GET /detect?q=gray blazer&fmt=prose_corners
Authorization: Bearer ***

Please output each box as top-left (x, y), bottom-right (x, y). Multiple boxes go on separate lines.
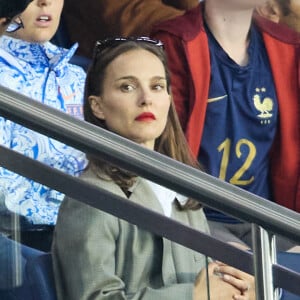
top-left (52, 169), bottom-right (210, 300)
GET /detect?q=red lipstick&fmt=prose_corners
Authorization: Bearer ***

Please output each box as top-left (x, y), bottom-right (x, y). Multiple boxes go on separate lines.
top-left (135, 112), bottom-right (156, 122)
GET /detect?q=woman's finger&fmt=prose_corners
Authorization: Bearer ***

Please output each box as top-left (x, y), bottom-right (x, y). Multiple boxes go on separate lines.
top-left (221, 273), bottom-right (250, 292)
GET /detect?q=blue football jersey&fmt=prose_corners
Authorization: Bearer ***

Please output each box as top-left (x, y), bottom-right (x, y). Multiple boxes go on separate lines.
top-left (199, 24), bottom-right (278, 223)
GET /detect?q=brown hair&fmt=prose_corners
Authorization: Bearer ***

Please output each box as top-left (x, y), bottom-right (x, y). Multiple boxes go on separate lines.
top-left (84, 39), bottom-right (202, 210)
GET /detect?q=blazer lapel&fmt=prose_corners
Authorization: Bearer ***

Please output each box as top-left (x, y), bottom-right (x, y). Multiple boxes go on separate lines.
top-left (130, 179), bottom-right (178, 284)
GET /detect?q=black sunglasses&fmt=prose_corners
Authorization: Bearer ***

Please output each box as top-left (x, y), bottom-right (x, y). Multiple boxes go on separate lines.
top-left (94, 37), bottom-right (164, 55)
top-left (5, 17), bottom-right (24, 33)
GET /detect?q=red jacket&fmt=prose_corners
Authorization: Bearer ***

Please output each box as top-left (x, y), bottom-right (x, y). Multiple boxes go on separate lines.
top-left (152, 4), bottom-right (300, 212)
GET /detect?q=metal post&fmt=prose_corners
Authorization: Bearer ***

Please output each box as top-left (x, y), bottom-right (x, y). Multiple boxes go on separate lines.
top-left (252, 224), bottom-right (279, 300)
top-left (11, 213), bottom-right (22, 288)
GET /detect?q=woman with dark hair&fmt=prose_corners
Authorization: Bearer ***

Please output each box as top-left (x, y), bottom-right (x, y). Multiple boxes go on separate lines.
top-left (52, 37), bottom-right (254, 300)
top-left (83, 38), bottom-right (202, 198)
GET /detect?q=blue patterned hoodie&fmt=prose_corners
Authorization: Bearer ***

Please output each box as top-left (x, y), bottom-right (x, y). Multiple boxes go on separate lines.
top-left (0, 35), bottom-right (87, 225)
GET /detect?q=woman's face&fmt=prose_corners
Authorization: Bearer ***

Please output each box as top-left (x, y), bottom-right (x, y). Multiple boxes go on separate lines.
top-left (10, 0), bottom-right (63, 43)
top-left (89, 49), bottom-right (171, 150)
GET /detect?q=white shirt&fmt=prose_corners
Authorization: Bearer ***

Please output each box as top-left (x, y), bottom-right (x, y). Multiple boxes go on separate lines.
top-left (145, 180), bottom-right (188, 217)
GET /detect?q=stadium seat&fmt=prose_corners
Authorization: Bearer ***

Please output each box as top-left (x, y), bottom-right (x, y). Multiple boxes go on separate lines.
top-left (25, 252), bottom-right (57, 300)
top-left (0, 237), bottom-right (56, 300)
top-left (278, 251), bottom-right (300, 300)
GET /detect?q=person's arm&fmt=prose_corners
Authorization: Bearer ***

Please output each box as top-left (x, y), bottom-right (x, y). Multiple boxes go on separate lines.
top-left (0, 62), bottom-right (33, 215)
top-left (0, 117), bottom-right (25, 216)
top-left (0, 117), bottom-right (53, 222)
top-left (52, 196), bottom-right (195, 300)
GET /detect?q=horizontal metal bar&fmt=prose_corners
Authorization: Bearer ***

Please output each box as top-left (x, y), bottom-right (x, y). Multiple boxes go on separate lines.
top-left (0, 87), bottom-right (299, 244)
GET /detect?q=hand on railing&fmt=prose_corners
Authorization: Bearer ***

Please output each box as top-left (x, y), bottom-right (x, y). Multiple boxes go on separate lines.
top-left (193, 261), bottom-right (255, 300)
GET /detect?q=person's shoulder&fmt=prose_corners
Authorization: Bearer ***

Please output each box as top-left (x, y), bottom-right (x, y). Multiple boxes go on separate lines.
top-left (59, 169), bottom-right (116, 214)
top-left (58, 168), bottom-right (124, 233)
top-left (254, 14), bottom-right (300, 46)
top-left (0, 36), bottom-right (26, 72)
top-left (79, 167), bottom-right (126, 198)
top-left (0, 49), bottom-right (20, 70)
top-left (0, 49), bottom-right (26, 90)
top-left (152, 3), bottom-right (204, 41)
top-left (65, 61), bottom-right (86, 78)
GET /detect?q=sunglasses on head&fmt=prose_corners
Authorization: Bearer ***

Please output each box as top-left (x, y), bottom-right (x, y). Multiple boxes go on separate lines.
top-left (94, 37), bottom-right (164, 56)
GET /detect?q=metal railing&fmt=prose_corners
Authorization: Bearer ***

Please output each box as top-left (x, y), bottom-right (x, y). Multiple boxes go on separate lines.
top-left (0, 86), bottom-right (299, 299)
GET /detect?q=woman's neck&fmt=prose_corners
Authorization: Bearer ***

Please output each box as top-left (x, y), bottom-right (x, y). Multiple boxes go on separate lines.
top-left (204, 1), bottom-right (254, 66)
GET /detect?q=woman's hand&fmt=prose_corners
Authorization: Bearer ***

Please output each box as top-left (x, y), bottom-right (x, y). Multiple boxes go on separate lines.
top-left (193, 262), bottom-right (255, 300)
top-left (215, 261), bottom-right (255, 300)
